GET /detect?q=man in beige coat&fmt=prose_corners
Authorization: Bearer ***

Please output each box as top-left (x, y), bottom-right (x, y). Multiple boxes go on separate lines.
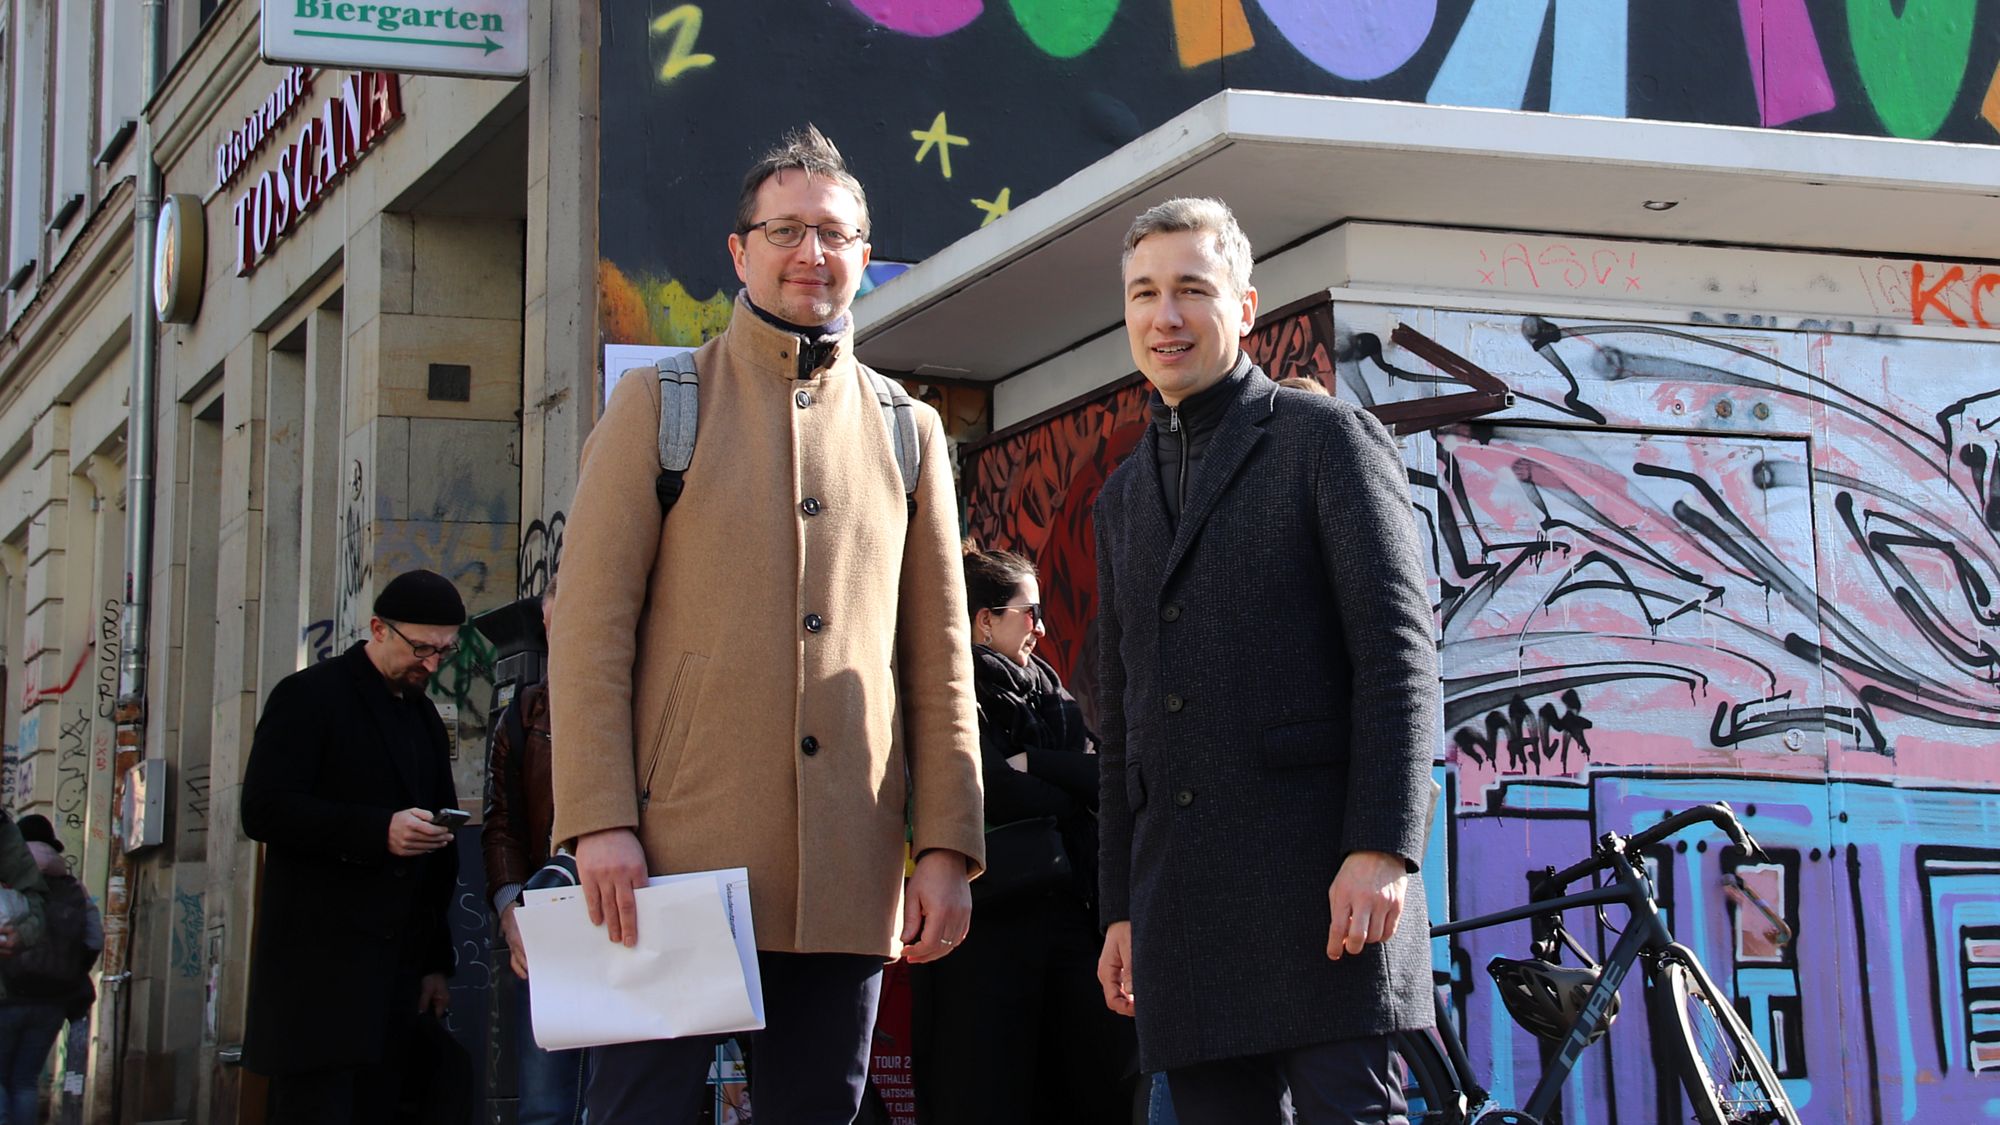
top-left (549, 126), bottom-right (986, 1123)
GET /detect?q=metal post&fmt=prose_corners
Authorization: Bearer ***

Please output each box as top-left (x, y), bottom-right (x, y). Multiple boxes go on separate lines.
top-left (98, 0), bottom-right (166, 1119)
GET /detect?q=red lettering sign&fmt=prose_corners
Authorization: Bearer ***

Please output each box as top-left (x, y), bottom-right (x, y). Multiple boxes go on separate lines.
top-left (232, 71), bottom-right (403, 277)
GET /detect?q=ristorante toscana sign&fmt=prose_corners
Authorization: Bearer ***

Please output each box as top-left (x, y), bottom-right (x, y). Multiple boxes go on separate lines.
top-left (219, 66), bottom-right (404, 275)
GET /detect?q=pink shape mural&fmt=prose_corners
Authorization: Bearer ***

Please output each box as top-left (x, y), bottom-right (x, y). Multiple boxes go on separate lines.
top-left (1736, 0), bottom-right (1838, 126)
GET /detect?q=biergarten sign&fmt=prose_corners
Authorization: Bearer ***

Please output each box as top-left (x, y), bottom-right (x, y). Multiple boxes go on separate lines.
top-left (261, 1), bottom-right (529, 80)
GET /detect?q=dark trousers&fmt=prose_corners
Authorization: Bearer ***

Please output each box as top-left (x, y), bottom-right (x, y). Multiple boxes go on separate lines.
top-left (267, 1060), bottom-right (404, 1125)
top-left (1166, 1034), bottom-right (1408, 1125)
top-left (586, 951), bottom-right (883, 1125)
top-left (911, 893), bottom-right (1136, 1124)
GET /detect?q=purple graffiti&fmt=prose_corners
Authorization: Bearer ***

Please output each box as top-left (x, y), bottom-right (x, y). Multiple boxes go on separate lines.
top-left (1254, 0), bottom-right (1434, 81)
top-left (846, 0), bottom-right (982, 37)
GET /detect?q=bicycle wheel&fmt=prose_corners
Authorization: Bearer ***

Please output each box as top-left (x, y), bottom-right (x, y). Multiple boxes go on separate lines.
top-left (1393, 1028), bottom-right (1467, 1125)
top-left (1657, 948), bottom-right (1800, 1125)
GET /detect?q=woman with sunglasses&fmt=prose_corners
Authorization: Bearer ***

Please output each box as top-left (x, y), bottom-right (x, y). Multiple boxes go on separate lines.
top-left (911, 546), bottom-right (1138, 1124)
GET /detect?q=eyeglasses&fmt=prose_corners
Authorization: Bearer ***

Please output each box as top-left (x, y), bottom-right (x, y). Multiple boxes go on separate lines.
top-left (989, 603), bottom-right (1043, 624)
top-left (386, 620), bottom-right (461, 661)
top-left (745, 219), bottom-right (866, 251)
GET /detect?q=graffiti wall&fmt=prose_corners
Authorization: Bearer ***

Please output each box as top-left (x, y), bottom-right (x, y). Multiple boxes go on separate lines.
top-left (600, 0), bottom-right (2000, 345)
top-left (962, 297), bottom-right (2000, 1122)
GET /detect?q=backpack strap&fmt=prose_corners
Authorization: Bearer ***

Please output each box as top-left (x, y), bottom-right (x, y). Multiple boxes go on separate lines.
top-left (863, 368), bottom-right (922, 519)
top-left (656, 351), bottom-right (701, 515)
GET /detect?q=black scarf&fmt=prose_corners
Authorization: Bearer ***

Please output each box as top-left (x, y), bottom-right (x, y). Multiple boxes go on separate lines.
top-left (745, 297), bottom-right (850, 378)
top-left (971, 646), bottom-right (1082, 757)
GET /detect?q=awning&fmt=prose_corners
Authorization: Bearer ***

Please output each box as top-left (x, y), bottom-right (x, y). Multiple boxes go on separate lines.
top-left (854, 88), bottom-right (2000, 383)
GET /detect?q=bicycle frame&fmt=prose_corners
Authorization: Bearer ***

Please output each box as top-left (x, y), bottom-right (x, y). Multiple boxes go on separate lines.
top-left (1429, 845), bottom-right (1672, 1123)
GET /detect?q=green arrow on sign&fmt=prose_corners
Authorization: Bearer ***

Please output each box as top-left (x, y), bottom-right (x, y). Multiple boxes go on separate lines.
top-left (296, 29), bottom-right (502, 54)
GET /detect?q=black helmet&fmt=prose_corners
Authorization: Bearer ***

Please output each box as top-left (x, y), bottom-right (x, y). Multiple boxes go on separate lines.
top-left (1487, 956), bottom-right (1620, 1044)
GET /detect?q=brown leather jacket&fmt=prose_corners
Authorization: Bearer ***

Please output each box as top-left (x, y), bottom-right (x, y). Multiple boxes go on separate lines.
top-left (482, 680), bottom-right (555, 906)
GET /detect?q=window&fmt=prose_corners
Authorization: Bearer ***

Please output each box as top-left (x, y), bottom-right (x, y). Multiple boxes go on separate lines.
top-left (47, 0), bottom-right (89, 237)
top-left (96, 0), bottom-right (138, 164)
top-left (6, 0), bottom-right (48, 291)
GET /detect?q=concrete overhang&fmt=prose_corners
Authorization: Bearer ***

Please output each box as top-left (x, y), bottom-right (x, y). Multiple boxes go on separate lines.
top-left (853, 88), bottom-right (2000, 383)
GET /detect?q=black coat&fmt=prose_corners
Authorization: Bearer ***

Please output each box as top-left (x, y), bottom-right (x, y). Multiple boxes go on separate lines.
top-left (239, 642), bottom-right (458, 1075)
top-left (971, 646), bottom-right (1099, 907)
top-left (1094, 366), bottom-right (1440, 1072)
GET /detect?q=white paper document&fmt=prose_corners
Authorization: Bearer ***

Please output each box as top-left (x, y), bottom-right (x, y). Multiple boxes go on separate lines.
top-left (515, 867), bottom-right (765, 1050)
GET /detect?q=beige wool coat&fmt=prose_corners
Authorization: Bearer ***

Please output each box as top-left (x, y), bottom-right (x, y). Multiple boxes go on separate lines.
top-left (549, 297), bottom-right (986, 957)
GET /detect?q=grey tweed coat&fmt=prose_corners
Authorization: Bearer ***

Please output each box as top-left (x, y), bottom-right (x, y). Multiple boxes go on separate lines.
top-left (1093, 363), bottom-right (1440, 1073)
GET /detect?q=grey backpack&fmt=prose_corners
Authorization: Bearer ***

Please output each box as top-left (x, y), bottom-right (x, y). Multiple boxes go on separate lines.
top-left (653, 351), bottom-right (921, 517)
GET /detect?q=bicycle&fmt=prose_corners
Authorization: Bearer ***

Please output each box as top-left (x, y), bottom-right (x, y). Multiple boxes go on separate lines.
top-left (1388, 801), bottom-right (1801, 1125)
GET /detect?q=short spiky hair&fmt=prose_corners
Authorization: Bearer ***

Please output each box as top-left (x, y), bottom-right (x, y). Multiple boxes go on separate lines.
top-left (735, 125), bottom-right (871, 236)
top-left (1121, 196), bottom-right (1253, 298)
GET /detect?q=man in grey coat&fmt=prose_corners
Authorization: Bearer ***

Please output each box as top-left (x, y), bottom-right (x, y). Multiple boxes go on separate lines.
top-left (1093, 197), bottom-right (1439, 1124)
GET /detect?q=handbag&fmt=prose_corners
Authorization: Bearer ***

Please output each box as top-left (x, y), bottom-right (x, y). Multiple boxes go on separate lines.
top-left (971, 816), bottom-right (1072, 907)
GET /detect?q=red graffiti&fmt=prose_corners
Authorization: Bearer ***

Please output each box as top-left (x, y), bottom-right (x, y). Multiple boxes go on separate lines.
top-left (1907, 262), bottom-right (2000, 330)
top-left (21, 643), bottom-right (96, 709)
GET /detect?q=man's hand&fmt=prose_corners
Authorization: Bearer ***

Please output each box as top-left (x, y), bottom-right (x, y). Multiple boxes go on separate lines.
top-left (1097, 921), bottom-right (1135, 1017)
top-left (577, 828), bottom-right (649, 947)
top-left (899, 849), bottom-right (971, 963)
top-left (0, 921), bottom-right (18, 959)
top-left (500, 903), bottom-right (528, 980)
top-left (388, 809), bottom-right (452, 857)
top-left (1328, 849), bottom-right (1409, 960)
top-left (417, 972), bottom-right (450, 1017)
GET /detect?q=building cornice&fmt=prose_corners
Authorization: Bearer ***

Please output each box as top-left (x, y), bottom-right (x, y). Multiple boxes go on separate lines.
top-left (149, 2), bottom-right (266, 189)
top-left (0, 179), bottom-right (138, 395)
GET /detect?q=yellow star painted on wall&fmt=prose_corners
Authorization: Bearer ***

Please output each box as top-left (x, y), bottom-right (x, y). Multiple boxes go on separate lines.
top-left (972, 188), bottom-right (1012, 226)
top-left (911, 112), bottom-right (969, 179)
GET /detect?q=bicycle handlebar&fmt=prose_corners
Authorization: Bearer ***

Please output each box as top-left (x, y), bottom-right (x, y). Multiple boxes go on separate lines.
top-left (1534, 802), bottom-right (1770, 896)
top-left (1627, 802), bottom-right (1763, 857)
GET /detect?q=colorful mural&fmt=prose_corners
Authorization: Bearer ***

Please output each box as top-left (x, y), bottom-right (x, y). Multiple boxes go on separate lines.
top-left (961, 299), bottom-right (2000, 1122)
top-left (600, 0), bottom-right (2000, 345)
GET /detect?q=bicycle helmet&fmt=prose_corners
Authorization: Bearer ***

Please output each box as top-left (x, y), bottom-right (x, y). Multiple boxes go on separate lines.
top-left (1487, 956), bottom-right (1621, 1044)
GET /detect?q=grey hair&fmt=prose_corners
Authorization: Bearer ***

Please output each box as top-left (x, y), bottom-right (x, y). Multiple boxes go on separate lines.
top-left (735, 124), bottom-right (870, 235)
top-left (1121, 197), bottom-right (1253, 297)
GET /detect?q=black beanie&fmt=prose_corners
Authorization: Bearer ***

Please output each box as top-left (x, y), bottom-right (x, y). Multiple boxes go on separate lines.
top-left (373, 569), bottom-right (467, 626)
top-left (15, 814), bottom-right (59, 852)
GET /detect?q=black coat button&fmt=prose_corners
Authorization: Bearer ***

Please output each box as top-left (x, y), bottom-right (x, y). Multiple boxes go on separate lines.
top-left (801, 497), bottom-right (822, 516)
top-left (1162, 604), bottom-right (1182, 622)
top-left (804, 613), bottom-right (824, 633)
top-left (801, 736), bottom-right (820, 756)
top-left (1165, 693), bottom-right (1184, 713)
top-left (796, 389), bottom-right (812, 408)
top-left (1175, 789), bottom-right (1195, 807)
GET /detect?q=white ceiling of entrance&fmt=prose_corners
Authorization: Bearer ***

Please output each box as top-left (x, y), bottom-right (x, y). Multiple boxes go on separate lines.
top-left (853, 89), bottom-right (2000, 383)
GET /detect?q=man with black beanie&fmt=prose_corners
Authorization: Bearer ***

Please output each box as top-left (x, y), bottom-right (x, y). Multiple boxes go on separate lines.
top-left (240, 569), bottom-right (467, 1124)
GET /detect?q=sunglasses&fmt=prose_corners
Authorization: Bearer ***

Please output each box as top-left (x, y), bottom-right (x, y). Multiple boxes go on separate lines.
top-left (988, 603), bottom-right (1043, 625)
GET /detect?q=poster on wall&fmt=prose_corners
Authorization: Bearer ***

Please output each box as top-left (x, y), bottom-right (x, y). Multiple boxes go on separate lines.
top-left (603, 345), bottom-right (693, 411)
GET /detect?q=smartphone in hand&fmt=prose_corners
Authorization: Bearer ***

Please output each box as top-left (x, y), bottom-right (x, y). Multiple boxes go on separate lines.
top-left (432, 807), bottom-right (472, 831)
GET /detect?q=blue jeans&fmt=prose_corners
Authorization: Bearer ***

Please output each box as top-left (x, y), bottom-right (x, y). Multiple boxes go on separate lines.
top-left (1149, 1073), bottom-right (1179, 1125)
top-left (0, 1004), bottom-right (64, 1125)
top-left (515, 976), bottom-right (586, 1125)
